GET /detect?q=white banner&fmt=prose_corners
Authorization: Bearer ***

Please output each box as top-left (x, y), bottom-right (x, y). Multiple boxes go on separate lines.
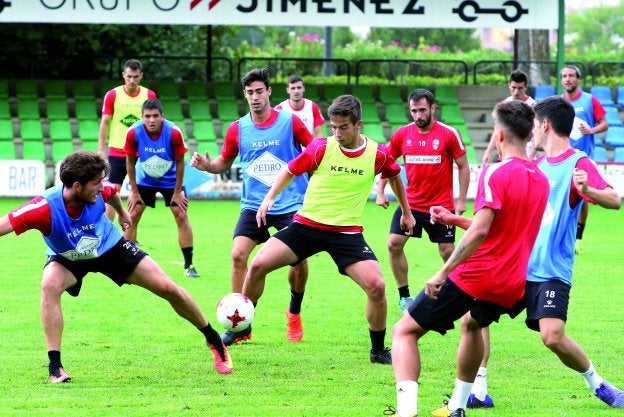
top-left (0, 1), bottom-right (558, 29)
top-left (0, 160), bottom-right (47, 197)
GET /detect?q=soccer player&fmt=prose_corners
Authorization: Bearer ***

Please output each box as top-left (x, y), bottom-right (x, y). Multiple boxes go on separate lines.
top-left (275, 74), bottom-right (325, 137)
top-left (560, 65), bottom-right (608, 254)
top-left (190, 68), bottom-right (313, 346)
top-left (243, 94), bottom-right (415, 364)
top-left (432, 97), bottom-right (623, 417)
top-left (386, 100), bottom-right (549, 417)
top-left (98, 59), bottom-right (157, 220)
top-left (376, 88), bottom-right (469, 316)
top-left (124, 99), bottom-right (199, 278)
top-left (482, 69), bottom-right (538, 165)
top-left (0, 151), bottom-right (232, 381)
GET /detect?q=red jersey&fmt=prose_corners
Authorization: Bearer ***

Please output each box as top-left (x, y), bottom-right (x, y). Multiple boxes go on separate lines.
top-left (448, 157), bottom-right (549, 308)
top-left (221, 109), bottom-right (313, 160)
top-left (124, 122), bottom-right (188, 160)
top-left (388, 120), bottom-right (466, 212)
top-left (8, 183), bottom-right (118, 236)
top-left (289, 136), bottom-right (401, 233)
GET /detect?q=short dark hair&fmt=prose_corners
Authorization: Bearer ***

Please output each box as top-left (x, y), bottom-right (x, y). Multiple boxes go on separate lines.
top-left (123, 59), bottom-right (142, 72)
top-left (534, 96), bottom-right (575, 138)
top-left (509, 69), bottom-right (528, 85)
top-left (142, 98), bottom-right (163, 114)
top-left (242, 68), bottom-right (271, 90)
top-left (492, 100), bottom-right (535, 142)
top-left (408, 88), bottom-right (434, 106)
top-left (560, 64), bottom-right (582, 79)
top-left (59, 151), bottom-right (110, 187)
top-left (327, 94), bottom-right (361, 124)
top-left (287, 74), bottom-right (304, 85)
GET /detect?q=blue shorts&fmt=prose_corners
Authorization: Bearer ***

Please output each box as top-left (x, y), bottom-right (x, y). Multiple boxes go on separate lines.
top-left (44, 238), bottom-right (148, 297)
top-left (273, 222), bottom-right (378, 275)
top-left (407, 279), bottom-right (524, 335)
top-left (390, 207), bottom-right (455, 243)
top-left (525, 280), bottom-right (571, 332)
top-left (233, 209), bottom-right (296, 244)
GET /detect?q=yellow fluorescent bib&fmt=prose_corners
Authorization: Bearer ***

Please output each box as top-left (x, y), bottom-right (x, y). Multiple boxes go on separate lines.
top-left (109, 86), bottom-right (149, 149)
top-left (298, 136), bottom-right (377, 226)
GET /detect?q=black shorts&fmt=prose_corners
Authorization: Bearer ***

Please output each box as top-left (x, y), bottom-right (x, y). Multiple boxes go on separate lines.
top-left (525, 280), bottom-right (571, 332)
top-left (44, 238), bottom-right (148, 297)
top-left (407, 279), bottom-right (524, 335)
top-left (137, 185), bottom-right (187, 208)
top-left (233, 209), bottom-right (296, 244)
top-left (107, 156), bottom-right (127, 185)
top-left (390, 207), bottom-right (455, 243)
top-left (273, 222), bottom-right (377, 275)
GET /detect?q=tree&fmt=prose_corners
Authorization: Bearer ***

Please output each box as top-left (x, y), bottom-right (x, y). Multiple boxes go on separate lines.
top-left (368, 28), bottom-right (480, 52)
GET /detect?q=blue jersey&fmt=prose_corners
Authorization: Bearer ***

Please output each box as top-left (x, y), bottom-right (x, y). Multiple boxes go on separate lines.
top-left (238, 111), bottom-right (307, 213)
top-left (43, 186), bottom-right (122, 261)
top-left (565, 91), bottom-right (596, 158)
top-left (132, 119), bottom-right (177, 188)
top-left (527, 150), bottom-right (586, 286)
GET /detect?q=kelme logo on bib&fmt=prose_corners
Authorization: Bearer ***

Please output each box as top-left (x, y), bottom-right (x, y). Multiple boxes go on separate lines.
top-left (246, 151), bottom-right (287, 187)
top-left (142, 155), bottom-right (173, 178)
top-left (60, 236), bottom-right (101, 260)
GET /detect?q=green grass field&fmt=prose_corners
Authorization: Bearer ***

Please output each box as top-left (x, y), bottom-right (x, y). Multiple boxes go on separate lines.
top-left (0, 199), bottom-right (622, 417)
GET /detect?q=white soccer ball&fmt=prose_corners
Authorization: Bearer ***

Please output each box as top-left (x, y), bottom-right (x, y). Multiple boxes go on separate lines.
top-left (216, 293), bottom-right (255, 332)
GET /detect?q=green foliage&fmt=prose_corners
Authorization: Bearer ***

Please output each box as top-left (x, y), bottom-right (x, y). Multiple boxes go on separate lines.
top-left (369, 28), bottom-right (481, 53)
top-left (567, 3), bottom-right (624, 56)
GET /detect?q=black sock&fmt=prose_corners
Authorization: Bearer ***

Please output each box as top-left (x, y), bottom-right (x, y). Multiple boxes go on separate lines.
top-left (48, 350), bottom-right (62, 373)
top-left (182, 247), bottom-right (194, 269)
top-left (370, 329), bottom-right (386, 353)
top-left (398, 285), bottom-right (411, 299)
top-left (576, 223), bottom-right (586, 240)
top-left (288, 290), bottom-right (304, 314)
top-left (200, 324), bottom-right (224, 350)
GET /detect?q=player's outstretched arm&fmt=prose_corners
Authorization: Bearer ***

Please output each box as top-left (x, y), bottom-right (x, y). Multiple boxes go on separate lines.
top-left (190, 151), bottom-right (234, 174)
top-left (0, 215), bottom-right (15, 237)
top-left (256, 170), bottom-right (296, 227)
top-left (430, 206), bottom-right (472, 230)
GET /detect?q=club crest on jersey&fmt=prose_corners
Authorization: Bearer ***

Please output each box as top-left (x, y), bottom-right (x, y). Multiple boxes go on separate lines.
top-left (432, 139), bottom-right (440, 150)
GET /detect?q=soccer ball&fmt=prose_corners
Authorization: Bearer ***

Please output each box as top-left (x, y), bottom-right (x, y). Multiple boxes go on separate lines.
top-left (216, 293), bottom-right (255, 332)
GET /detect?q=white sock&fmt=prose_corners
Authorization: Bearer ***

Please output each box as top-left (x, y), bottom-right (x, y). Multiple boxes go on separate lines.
top-left (579, 362), bottom-right (603, 392)
top-left (396, 380), bottom-right (418, 417)
top-left (471, 367), bottom-right (489, 401)
top-left (448, 379), bottom-right (473, 411)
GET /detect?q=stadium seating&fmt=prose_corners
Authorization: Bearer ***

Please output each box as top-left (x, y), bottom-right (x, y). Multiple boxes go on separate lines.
top-left (44, 80), bottom-right (67, 99)
top-left (15, 79), bottom-right (39, 99)
top-left (384, 103), bottom-right (410, 125)
top-left (435, 85), bottom-right (458, 105)
top-left (614, 146), bottom-right (624, 162)
top-left (455, 123), bottom-right (472, 146)
top-left (46, 98), bottom-right (70, 120)
top-left (72, 80), bottom-right (96, 99)
top-left (19, 119), bottom-right (44, 141)
top-left (0, 119), bottom-right (14, 140)
top-left (378, 85), bottom-right (404, 105)
top-left (590, 86), bottom-right (614, 107)
top-left (161, 100), bottom-right (184, 121)
top-left (0, 79), bottom-right (8, 99)
top-left (533, 85), bottom-right (555, 101)
top-left (192, 121), bottom-right (217, 141)
top-left (0, 100), bottom-right (10, 119)
top-left (188, 99), bottom-right (213, 121)
top-left (361, 104), bottom-right (381, 123)
top-left (0, 139), bottom-right (16, 159)
top-left (363, 123), bottom-right (387, 143)
top-left (100, 80), bottom-right (119, 96)
top-left (593, 146), bottom-right (609, 162)
top-left (78, 119), bottom-right (100, 142)
top-left (51, 140), bottom-right (75, 162)
top-left (17, 98), bottom-right (41, 119)
top-left (465, 146), bottom-right (478, 164)
top-left (351, 84), bottom-right (376, 104)
top-left (155, 80), bottom-right (180, 100)
top-left (440, 104), bottom-right (464, 125)
top-left (322, 84), bottom-right (346, 102)
top-left (617, 87), bottom-right (624, 109)
top-left (49, 120), bottom-right (73, 141)
top-left (74, 99), bottom-right (99, 120)
top-left (216, 101), bottom-right (240, 122)
top-left (173, 120), bottom-right (188, 140)
top-left (21, 140), bottom-right (46, 161)
top-left (211, 81), bottom-right (235, 99)
top-left (605, 126), bottom-right (624, 147)
top-left (604, 106), bottom-right (622, 127)
top-left (197, 141), bottom-right (220, 158)
top-left (185, 81), bottom-right (209, 101)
